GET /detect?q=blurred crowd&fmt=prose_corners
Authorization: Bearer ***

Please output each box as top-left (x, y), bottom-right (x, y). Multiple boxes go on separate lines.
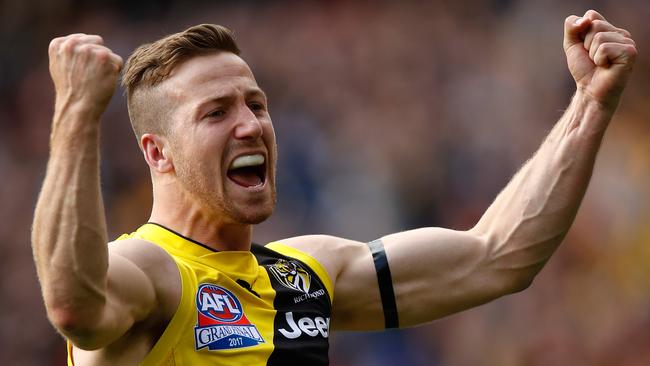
top-left (1, 0), bottom-right (648, 365)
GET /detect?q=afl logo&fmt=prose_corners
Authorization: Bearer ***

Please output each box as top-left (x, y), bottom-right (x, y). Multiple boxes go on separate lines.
top-left (196, 284), bottom-right (243, 323)
top-left (194, 283), bottom-right (264, 351)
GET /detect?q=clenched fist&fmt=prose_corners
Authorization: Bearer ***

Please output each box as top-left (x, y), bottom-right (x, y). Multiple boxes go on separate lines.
top-left (564, 10), bottom-right (637, 110)
top-left (49, 33), bottom-right (123, 121)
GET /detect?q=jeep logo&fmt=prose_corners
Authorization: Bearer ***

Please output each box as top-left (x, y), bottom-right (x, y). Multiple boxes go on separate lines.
top-left (278, 312), bottom-right (330, 339)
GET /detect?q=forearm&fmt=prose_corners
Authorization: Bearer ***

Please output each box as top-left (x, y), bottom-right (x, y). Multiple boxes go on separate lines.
top-left (32, 105), bottom-right (109, 326)
top-left (473, 91), bottom-right (614, 286)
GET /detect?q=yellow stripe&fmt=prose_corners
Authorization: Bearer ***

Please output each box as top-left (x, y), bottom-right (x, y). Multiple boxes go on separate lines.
top-left (264, 242), bottom-right (334, 304)
top-left (67, 341), bottom-right (73, 365)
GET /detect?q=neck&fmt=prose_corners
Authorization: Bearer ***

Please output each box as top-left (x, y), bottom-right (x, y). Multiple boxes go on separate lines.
top-left (149, 182), bottom-right (252, 251)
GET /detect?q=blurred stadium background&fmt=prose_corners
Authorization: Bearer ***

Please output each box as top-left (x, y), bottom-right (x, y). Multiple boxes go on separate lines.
top-left (1, 0), bottom-right (649, 365)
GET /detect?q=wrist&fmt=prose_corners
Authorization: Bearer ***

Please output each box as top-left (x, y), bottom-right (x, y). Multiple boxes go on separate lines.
top-left (50, 101), bottom-right (102, 150)
top-left (54, 93), bottom-right (107, 122)
top-left (574, 87), bottom-right (620, 115)
top-left (567, 90), bottom-right (615, 137)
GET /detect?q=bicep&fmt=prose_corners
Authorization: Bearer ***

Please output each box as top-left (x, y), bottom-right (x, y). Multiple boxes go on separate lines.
top-left (331, 228), bottom-right (509, 330)
top-left (383, 227), bottom-right (502, 327)
top-left (64, 247), bottom-right (157, 349)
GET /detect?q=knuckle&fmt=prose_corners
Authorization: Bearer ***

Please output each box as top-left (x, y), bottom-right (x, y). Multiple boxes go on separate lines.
top-left (565, 15), bottom-right (577, 25)
top-left (625, 44), bottom-right (638, 56)
top-left (94, 49), bottom-right (110, 61)
top-left (61, 38), bottom-right (78, 52)
top-left (49, 37), bottom-right (63, 51)
top-left (94, 47), bottom-right (107, 55)
top-left (75, 43), bottom-right (93, 53)
top-left (599, 42), bottom-right (613, 51)
top-left (591, 19), bottom-right (605, 30)
top-left (83, 34), bottom-right (104, 45)
top-left (598, 20), bottom-right (616, 32)
top-left (593, 32), bottom-right (603, 43)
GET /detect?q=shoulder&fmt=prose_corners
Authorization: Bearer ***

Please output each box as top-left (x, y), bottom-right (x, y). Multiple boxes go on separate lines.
top-left (275, 234), bottom-right (366, 255)
top-left (271, 235), bottom-right (370, 286)
top-left (108, 238), bottom-right (181, 321)
top-left (108, 237), bottom-right (179, 281)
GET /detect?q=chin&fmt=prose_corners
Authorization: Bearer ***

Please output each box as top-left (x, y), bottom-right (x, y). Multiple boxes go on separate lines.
top-left (234, 206), bottom-right (274, 225)
top-left (228, 196), bottom-right (276, 225)
top-left (244, 212), bottom-right (272, 225)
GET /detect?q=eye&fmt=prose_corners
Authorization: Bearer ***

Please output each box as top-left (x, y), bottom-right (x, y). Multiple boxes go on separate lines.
top-left (205, 109), bottom-right (226, 119)
top-left (248, 102), bottom-right (266, 113)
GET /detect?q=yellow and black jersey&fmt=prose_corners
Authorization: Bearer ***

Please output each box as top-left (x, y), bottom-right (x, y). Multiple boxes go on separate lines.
top-left (67, 223), bottom-right (334, 366)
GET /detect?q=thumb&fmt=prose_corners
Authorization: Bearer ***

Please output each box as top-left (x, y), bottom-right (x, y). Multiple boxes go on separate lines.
top-left (563, 15), bottom-right (591, 53)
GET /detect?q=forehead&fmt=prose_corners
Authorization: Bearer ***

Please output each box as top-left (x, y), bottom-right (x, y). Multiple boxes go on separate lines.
top-left (163, 52), bottom-right (259, 101)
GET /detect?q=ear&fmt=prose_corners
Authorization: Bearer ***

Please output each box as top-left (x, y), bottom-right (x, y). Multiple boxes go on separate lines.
top-left (141, 133), bottom-right (174, 173)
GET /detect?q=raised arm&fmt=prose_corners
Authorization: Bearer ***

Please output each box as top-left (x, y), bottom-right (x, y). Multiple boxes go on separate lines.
top-left (284, 10), bottom-right (637, 330)
top-left (32, 34), bottom-right (157, 349)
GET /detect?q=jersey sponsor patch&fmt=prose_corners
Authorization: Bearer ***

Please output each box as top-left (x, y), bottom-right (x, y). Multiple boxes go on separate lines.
top-left (194, 283), bottom-right (264, 351)
top-left (278, 312), bottom-right (330, 339)
top-left (268, 259), bottom-right (311, 294)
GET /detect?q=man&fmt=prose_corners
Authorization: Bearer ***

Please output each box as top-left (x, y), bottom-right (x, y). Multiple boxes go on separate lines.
top-left (32, 9), bottom-right (636, 365)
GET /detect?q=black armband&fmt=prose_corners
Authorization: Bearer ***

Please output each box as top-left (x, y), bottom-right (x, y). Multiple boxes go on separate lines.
top-left (367, 239), bottom-right (399, 329)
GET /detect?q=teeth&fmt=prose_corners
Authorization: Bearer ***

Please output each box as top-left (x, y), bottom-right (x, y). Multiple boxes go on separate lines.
top-left (230, 154), bottom-right (265, 169)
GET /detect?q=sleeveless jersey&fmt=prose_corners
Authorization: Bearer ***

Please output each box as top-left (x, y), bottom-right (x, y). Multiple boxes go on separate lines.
top-left (66, 223), bottom-right (334, 366)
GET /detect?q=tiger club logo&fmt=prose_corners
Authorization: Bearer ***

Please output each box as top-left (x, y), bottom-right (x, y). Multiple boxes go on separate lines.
top-left (194, 284), bottom-right (264, 351)
top-left (268, 259), bottom-right (311, 294)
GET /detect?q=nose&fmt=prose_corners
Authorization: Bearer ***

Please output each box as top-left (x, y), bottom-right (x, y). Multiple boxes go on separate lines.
top-left (233, 105), bottom-right (263, 141)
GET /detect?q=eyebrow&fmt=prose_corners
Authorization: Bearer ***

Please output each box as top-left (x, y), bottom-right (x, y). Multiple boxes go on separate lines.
top-left (193, 87), bottom-right (268, 120)
top-left (245, 87), bottom-right (268, 100)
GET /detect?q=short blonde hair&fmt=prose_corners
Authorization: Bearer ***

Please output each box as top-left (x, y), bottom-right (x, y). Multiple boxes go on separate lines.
top-left (121, 24), bottom-right (240, 138)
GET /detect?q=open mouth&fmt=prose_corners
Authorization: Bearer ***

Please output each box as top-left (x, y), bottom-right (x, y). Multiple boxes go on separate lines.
top-left (227, 154), bottom-right (266, 188)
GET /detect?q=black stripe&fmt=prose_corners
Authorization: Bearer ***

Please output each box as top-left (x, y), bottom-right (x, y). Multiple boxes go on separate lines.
top-left (367, 239), bottom-right (399, 329)
top-left (251, 244), bottom-right (330, 366)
